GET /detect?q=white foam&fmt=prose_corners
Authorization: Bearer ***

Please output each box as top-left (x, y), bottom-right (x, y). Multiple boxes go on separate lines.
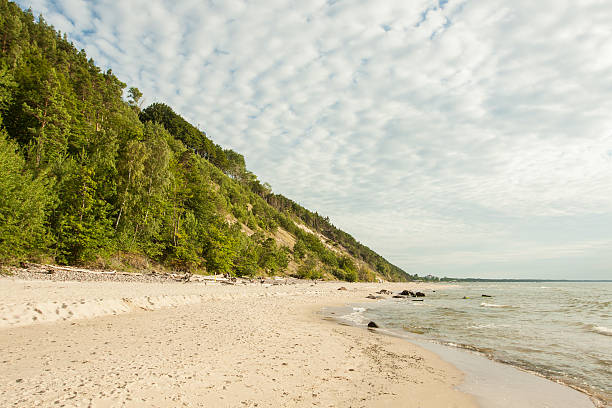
top-left (480, 302), bottom-right (513, 308)
top-left (467, 324), bottom-right (496, 329)
top-left (592, 326), bottom-right (612, 336)
top-left (339, 308), bottom-right (369, 325)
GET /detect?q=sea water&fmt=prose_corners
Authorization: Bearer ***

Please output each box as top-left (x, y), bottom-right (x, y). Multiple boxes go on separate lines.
top-left (342, 282), bottom-right (611, 406)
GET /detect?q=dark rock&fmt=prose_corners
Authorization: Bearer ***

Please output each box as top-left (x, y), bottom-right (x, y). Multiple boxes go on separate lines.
top-left (337, 287), bottom-right (347, 291)
top-left (377, 289), bottom-right (393, 295)
top-left (366, 294), bottom-right (377, 299)
top-left (399, 290), bottom-right (415, 296)
top-left (392, 295), bottom-right (407, 298)
top-left (367, 321), bottom-right (379, 328)
top-left (415, 292), bottom-right (425, 297)
top-left (412, 299), bottom-right (424, 302)
top-left (481, 294), bottom-right (492, 297)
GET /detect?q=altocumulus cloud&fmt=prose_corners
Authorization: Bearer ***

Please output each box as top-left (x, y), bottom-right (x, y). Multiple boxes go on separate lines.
top-left (18, 0), bottom-right (612, 279)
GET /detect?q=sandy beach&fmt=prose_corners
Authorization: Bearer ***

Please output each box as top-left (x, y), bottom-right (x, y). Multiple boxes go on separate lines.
top-left (0, 277), bottom-right (476, 407)
top-left (1, 275), bottom-right (600, 408)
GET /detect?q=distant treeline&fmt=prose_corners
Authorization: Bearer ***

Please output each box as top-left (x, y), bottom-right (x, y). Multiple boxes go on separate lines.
top-left (0, 1), bottom-right (410, 282)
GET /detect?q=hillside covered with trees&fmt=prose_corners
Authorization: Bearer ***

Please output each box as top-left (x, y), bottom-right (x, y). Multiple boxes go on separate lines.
top-left (0, 1), bottom-right (413, 282)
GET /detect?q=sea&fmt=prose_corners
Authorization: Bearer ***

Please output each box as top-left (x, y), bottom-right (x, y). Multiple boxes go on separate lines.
top-left (334, 282), bottom-right (612, 406)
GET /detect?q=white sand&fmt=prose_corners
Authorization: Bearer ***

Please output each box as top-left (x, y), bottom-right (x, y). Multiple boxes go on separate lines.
top-left (0, 279), bottom-right (475, 407)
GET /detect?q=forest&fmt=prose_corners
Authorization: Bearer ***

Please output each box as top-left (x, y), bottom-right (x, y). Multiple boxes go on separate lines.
top-left (0, 0), bottom-right (413, 282)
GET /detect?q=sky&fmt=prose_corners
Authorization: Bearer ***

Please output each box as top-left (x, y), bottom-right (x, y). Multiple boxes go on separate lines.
top-left (17, 0), bottom-right (612, 279)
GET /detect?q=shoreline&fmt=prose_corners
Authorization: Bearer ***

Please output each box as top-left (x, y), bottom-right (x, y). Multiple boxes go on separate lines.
top-left (328, 307), bottom-right (598, 408)
top-left (0, 278), bottom-right (476, 407)
top-left (327, 296), bottom-right (603, 408)
top-left (0, 277), bottom-right (599, 407)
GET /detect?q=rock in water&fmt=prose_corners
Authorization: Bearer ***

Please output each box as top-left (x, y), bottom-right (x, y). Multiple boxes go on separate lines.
top-left (367, 321), bottom-right (379, 328)
top-left (415, 292), bottom-right (425, 297)
top-left (482, 294), bottom-right (492, 297)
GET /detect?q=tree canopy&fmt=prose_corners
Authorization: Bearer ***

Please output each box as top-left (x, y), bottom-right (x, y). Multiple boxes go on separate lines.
top-left (0, 0), bottom-right (411, 282)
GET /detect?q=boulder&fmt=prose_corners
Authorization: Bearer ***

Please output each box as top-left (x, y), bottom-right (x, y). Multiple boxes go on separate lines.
top-left (377, 289), bottom-right (393, 295)
top-left (367, 321), bottom-right (379, 328)
top-left (415, 292), bottom-right (425, 297)
top-left (399, 290), bottom-right (415, 296)
top-left (481, 294), bottom-right (492, 297)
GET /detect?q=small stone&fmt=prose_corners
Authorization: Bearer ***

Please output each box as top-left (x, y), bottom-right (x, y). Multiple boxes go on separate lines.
top-left (367, 321), bottom-right (379, 328)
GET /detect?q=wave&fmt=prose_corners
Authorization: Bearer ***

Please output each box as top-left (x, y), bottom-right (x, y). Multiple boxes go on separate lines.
top-left (591, 326), bottom-right (612, 337)
top-left (338, 308), bottom-right (368, 325)
top-left (466, 323), bottom-right (496, 329)
top-left (480, 302), bottom-right (513, 308)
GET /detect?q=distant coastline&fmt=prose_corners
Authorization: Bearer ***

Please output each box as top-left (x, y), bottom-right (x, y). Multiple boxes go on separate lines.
top-left (443, 279), bottom-right (612, 283)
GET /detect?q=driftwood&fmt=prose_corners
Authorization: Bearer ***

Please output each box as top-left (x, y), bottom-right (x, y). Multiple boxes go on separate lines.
top-left (23, 263), bottom-right (294, 286)
top-left (41, 264), bottom-right (116, 275)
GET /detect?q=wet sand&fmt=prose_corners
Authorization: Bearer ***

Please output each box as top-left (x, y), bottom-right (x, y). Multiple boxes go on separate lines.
top-left (412, 339), bottom-right (597, 408)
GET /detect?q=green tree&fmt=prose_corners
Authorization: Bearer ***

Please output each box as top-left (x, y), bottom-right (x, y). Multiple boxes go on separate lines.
top-left (21, 61), bottom-right (71, 167)
top-left (0, 128), bottom-right (50, 261)
top-left (55, 160), bottom-right (113, 263)
top-left (127, 86), bottom-right (143, 112)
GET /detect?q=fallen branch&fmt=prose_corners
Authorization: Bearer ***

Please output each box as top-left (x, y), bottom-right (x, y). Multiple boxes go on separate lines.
top-left (42, 264), bottom-right (116, 275)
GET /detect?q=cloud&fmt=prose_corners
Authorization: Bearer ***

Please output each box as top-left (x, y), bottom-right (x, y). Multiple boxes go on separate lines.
top-left (17, 0), bottom-right (612, 278)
